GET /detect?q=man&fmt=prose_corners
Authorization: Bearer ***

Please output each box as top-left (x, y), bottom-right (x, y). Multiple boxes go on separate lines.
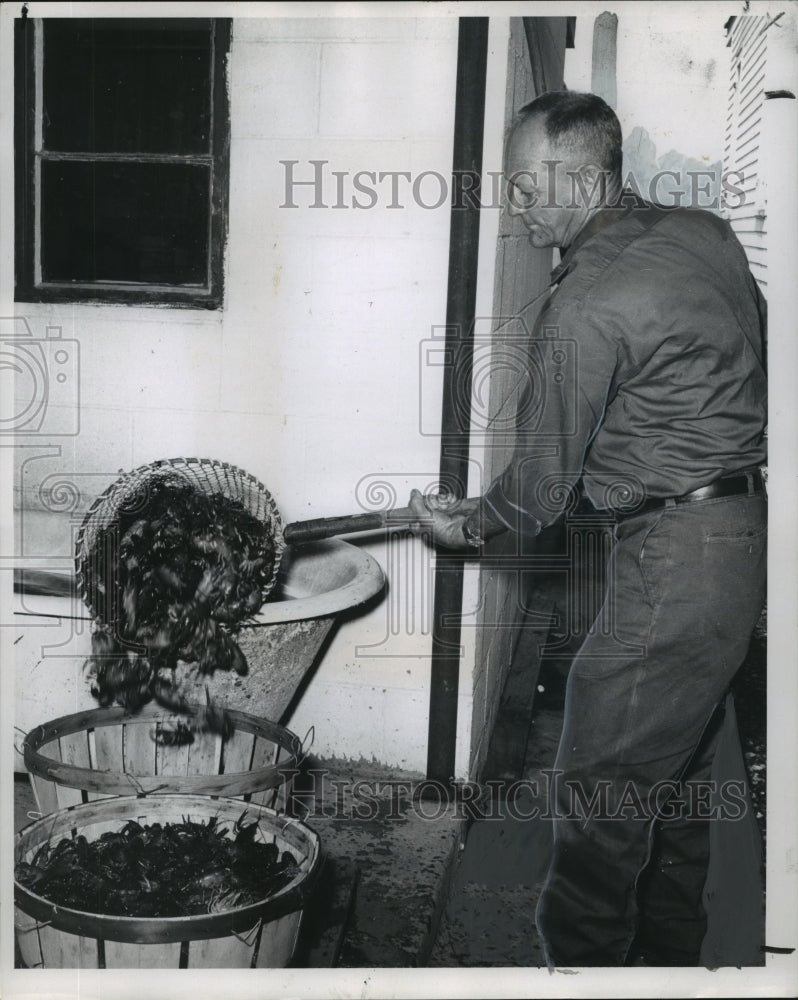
top-left (409, 91), bottom-right (767, 967)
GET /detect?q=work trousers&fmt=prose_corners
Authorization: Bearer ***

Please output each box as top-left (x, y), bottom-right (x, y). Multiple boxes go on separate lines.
top-left (535, 492), bottom-right (767, 967)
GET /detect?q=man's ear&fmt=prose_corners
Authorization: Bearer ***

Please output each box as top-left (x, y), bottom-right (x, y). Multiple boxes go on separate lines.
top-left (573, 164), bottom-right (607, 209)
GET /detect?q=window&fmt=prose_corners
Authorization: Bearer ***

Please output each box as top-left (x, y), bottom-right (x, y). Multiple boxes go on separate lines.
top-left (15, 17), bottom-right (231, 309)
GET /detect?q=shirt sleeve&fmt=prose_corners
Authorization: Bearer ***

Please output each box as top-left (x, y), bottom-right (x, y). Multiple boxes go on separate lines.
top-left (464, 296), bottom-right (620, 540)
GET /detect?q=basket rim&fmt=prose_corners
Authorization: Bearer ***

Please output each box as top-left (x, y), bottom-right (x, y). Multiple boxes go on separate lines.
top-left (73, 457), bottom-right (286, 622)
top-left (14, 794), bottom-right (321, 944)
top-left (23, 704), bottom-right (303, 798)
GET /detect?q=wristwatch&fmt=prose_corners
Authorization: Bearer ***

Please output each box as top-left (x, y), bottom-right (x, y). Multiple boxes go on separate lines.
top-left (461, 518), bottom-right (484, 548)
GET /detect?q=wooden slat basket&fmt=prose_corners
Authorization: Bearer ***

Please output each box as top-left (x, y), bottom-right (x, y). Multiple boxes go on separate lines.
top-left (15, 794), bottom-right (321, 969)
top-left (22, 704), bottom-right (304, 815)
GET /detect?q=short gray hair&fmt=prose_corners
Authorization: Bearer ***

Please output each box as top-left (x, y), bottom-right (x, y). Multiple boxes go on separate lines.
top-left (515, 91), bottom-right (623, 183)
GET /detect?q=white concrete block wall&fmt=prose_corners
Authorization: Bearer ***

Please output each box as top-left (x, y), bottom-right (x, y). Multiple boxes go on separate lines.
top-left (10, 17), bottom-right (463, 775)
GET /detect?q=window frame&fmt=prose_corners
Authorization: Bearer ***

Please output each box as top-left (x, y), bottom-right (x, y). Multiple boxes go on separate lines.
top-left (14, 17), bottom-right (232, 310)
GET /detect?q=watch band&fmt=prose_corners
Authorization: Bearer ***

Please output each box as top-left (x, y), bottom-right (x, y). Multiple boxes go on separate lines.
top-left (462, 518), bottom-right (484, 548)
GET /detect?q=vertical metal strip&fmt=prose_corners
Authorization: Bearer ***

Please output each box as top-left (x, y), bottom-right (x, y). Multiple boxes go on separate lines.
top-left (425, 18), bottom-right (489, 784)
top-left (14, 15), bottom-right (36, 294)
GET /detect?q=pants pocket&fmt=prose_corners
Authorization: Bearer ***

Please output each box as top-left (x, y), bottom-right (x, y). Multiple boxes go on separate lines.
top-left (638, 511), bottom-right (669, 607)
top-left (704, 525), bottom-right (767, 545)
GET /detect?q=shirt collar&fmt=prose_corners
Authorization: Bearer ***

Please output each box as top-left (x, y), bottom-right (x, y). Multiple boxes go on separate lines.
top-left (550, 199), bottom-right (638, 284)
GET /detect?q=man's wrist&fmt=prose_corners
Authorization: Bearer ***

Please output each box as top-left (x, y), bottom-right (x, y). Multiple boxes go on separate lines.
top-left (461, 517), bottom-right (484, 548)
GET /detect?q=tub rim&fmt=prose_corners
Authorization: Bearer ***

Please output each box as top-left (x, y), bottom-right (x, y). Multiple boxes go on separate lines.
top-left (13, 538), bottom-right (386, 626)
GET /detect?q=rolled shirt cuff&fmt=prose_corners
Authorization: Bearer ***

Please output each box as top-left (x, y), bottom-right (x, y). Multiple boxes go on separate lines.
top-left (479, 482), bottom-right (544, 539)
top-left (463, 493), bottom-right (538, 543)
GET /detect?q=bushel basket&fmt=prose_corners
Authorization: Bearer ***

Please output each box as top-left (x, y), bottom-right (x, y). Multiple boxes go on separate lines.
top-left (23, 703), bottom-right (303, 815)
top-left (15, 794), bottom-right (321, 969)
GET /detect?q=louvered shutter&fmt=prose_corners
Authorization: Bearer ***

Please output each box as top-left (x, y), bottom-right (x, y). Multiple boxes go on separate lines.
top-left (724, 16), bottom-right (769, 290)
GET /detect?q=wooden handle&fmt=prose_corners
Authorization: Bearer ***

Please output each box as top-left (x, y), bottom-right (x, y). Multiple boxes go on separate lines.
top-left (13, 568), bottom-right (74, 598)
top-left (283, 506), bottom-right (418, 545)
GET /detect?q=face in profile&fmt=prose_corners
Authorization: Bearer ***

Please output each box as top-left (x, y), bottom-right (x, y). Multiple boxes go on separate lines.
top-left (505, 117), bottom-right (609, 249)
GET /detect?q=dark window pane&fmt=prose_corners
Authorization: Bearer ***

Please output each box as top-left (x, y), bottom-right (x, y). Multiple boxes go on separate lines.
top-left (43, 19), bottom-right (213, 155)
top-left (41, 159), bottom-right (210, 285)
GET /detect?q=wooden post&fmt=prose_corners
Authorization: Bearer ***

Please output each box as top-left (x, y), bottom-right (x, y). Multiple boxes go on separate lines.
top-left (592, 11), bottom-right (618, 108)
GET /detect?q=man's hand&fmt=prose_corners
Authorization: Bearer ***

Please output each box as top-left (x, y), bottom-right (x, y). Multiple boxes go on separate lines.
top-left (407, 489), bottom-right (480, 549)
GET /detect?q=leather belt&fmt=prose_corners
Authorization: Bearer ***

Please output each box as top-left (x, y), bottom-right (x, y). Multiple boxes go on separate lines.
top-left (614, 469), bottom-right (764, 522)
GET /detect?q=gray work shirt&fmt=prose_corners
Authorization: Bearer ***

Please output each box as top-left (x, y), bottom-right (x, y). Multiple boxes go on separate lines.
top-left (473, 203), bottom-right (768, 538)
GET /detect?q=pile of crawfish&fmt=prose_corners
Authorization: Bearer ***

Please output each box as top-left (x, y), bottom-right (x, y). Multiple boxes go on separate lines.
top-left (82, 477), bottom-right (277, 730)
top-left (16, 815), bottom-right (299, 918)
